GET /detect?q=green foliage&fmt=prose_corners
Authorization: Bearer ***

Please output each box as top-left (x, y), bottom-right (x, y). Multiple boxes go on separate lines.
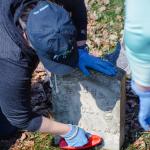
top-left (86, 0), bottom-right (124, 55)
top-left (34, 132), bottom-right (60, 150)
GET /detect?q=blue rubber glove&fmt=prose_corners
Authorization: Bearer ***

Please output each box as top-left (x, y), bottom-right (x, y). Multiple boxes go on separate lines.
top-left (78, 45), bottom-right (117, 77)
top-left (132, 81), bottom-right (150, 131)
top-left (61, 124), bottom-right (88, 147)
top-left (103, 42), bottom-right (121, 65)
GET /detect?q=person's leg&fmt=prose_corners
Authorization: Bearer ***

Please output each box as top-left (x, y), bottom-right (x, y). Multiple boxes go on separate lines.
top-left (124, 0), bottom-right (150, 130)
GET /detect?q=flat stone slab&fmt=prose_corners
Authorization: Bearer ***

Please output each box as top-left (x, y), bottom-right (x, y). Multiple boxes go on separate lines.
top-left (51, 69), bottom-right (126, 150)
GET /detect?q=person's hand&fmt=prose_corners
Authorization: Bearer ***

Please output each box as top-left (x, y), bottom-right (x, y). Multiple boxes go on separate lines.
top-left (77, 45), bottom-right (117, 76)
top-left (132, 81), bottom-right (150, 131)
top-left (139, 97), bottom-right (150, 131)
top-left (61, 124), bottom-right (88, 147)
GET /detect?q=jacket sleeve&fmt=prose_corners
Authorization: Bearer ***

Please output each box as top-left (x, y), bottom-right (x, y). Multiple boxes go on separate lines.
top-left (60, 0), bottom-right (88, 41)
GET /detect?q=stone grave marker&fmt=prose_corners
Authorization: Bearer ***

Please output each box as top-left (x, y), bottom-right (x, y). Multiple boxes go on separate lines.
top-left (51, 69), bottom-right (126, 150)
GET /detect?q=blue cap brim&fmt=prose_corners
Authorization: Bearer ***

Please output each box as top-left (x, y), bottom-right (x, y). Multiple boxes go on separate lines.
top-left (39, 55), bottom-right (74, 75)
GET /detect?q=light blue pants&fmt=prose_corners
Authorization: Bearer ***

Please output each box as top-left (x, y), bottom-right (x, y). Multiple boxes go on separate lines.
top-left (124, 0), bottom-right (150, 86)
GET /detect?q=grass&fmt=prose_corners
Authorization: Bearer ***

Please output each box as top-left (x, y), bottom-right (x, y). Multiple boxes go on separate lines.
top-left (33, 133), bottom-right (59, 150)
top-left (93, 0), bottom-right (124, 23)
top-left (124, 132), bottom-right (150, 150)
top-left (87, 0), bottom-right (124, 54)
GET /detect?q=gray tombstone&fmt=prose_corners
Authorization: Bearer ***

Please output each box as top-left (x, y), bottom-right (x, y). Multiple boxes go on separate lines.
top-left (51, 68), bottom-right (126, 150)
